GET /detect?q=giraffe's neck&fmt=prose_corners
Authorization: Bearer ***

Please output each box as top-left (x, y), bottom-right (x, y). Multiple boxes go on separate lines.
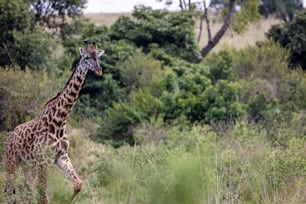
top-left (42, 65), bottom-right (88, 121)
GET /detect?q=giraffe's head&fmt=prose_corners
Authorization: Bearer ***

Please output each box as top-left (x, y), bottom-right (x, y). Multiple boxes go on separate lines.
top-left (79, 40), bottom-right (105, 76)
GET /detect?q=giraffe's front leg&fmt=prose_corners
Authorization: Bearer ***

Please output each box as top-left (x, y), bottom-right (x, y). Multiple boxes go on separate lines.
top-left (56, 154), bottom-right (82, 200)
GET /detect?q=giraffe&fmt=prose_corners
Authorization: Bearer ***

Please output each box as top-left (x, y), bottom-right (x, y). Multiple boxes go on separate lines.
top-left (2, 40), bottom-right (105, 204)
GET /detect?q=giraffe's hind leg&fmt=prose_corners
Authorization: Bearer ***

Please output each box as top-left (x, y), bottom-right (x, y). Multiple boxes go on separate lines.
top-left (3, 139), bottom-right (19, 204)
top-left (37, 164), bottom-right (48, 204)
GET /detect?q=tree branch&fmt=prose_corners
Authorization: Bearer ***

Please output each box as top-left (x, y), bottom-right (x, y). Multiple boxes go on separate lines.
top-left (197, 5), bottom-right (204, 43)
top-left (199, 0), bottom-right (237, 61)
top-left (203, 0), bottom-right (211, 42)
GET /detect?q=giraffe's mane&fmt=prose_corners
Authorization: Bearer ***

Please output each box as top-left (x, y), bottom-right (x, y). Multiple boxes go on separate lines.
top-left (44, 65), bottom-right (79, 107)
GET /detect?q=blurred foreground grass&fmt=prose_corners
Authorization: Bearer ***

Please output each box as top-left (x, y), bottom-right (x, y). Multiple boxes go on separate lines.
top-left (2, 120), bottom-right (304, 203)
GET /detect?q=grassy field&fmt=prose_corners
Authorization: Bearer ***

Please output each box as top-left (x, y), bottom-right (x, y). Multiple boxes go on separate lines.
top-left (85, 13), bottom-right (281, 50)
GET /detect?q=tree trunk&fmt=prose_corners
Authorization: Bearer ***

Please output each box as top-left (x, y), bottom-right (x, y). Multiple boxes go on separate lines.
top-left (199, 0), bottom-right (237, 61)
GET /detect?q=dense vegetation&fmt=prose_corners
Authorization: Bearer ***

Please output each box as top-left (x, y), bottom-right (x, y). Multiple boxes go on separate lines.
top-left (0, 1), bottom-right (306, 203)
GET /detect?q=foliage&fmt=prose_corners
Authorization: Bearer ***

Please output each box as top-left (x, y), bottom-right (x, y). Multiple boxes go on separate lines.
top-left (198, 80), bottom-right (246, 122)
top-left (12, 28), bottom-right (55, 71)
top-left (94, 53), bottom-right (165, 146)
top-left (21, 119), bottom-right (304, 204)
top-left (228, 40), bottom-right (306, 144)
top-left (111, 6), bottom-right (201, 63)
top-left (99, 94), bottom-right (161, 147)
top-left (1, 5), bottom-right (306, 204)
top-left (230, 0), bottom-right (261, 34)
top-left (204, 50), bottom-right (234, 83)
top-left (120, 50), bottom-right (164, 94)
top-left (263, 138), bottom-right (306, 190)
top-left (267, 10), bottom-right (306, 69)
top-left (0, 68), bottom-right (59, 131)
top-left (0, 0), bottom-right (56, 70)
top-left (259, 0), bottom-right (302, 21)
top-left (73, 74), bottom-right (124, 120)
top-left (233, 41), bottom-right (289, 80)
top-left (30, 0), bottom-right (87, 40)
top-left (161, 62), bottom-right (211, 121)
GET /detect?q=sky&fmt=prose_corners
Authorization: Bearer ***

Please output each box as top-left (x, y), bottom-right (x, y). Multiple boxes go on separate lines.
top-left (84, 0), bottom-right (210, 13)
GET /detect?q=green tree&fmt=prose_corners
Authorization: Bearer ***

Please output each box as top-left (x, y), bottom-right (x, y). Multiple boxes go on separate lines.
top-left (0, 0), bottom-right (55, 69)
top-left (200, 0), bottom-right (261, 58)
top-left (266, 11), bottom-right (306, 69)
top-left (30, 0), bottom-right (87, 41)
top-left (259, 0), bottom-right (302, 21)
top-left (159, 0), bottom-right (261, 59)
top-left (111, 6), bottom-right (201, 63)
top-left (0, 0), bottom-right (87, 69)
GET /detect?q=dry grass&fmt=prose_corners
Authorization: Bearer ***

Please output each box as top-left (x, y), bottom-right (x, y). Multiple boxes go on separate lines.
top-left (196, 17), bottom-right (281, 50)
top-left (85, 12), bottom-right (281, 50)
top-left (85, 13), bottom-right (131, 27)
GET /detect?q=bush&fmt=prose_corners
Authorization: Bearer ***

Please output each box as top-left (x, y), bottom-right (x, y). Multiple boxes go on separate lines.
top-left (231, 41), bottom-right (306, 130)
top-left (233, 41), bottom-right (289, 80)
top-left (263, 138), bottom-right (306, 193)
top-left (267, 10), bottom-right (306, 69)
top-left (95, 88), bottom-right (163, 147)
top-left (197, 80), bottom-right (246, 122)
top-left (120, 51), bottom-right (164, 94)
top-left (0, 68), bottom-right (59, 131)
top-left (74, 73), bottom-right (124, 120)
top-left (203, 50), bottom-right (234, 83)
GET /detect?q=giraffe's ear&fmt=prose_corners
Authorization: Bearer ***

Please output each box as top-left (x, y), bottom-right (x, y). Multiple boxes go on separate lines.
top-left (79, 47), bottom-right (86, 56)
top-left (97, 50), bottom-right (105, 58)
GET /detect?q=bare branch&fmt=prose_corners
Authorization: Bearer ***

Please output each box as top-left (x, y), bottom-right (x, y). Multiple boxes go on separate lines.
top-left (203, 0), bottom-right (212, 42)
top-left (199, 0), bottom-right (237, 61)
top-left (197, 11), bottom-right (204, 43)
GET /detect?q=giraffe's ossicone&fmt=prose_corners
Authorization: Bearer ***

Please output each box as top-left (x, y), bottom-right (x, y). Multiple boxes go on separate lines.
top-left (3, 40), bottom-right (105, 204)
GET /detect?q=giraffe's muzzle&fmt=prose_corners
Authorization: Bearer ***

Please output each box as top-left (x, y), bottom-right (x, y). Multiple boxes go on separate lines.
top-left (95, 67), bottom-right (103, 76)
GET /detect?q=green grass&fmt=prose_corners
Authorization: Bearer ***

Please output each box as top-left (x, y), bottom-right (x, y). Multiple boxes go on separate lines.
top-left (1, 121), bottom-right (305, 203)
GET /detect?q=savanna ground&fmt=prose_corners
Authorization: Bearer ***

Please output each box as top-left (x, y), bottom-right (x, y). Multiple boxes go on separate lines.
top-left (0, 12), bottom-right (305, 204)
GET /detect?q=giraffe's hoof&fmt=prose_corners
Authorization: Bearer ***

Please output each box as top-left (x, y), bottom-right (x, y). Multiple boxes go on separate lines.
top-left (71, 182), bottom-right (82, 202)
top-left (74, 181), bottom-right (83, 193)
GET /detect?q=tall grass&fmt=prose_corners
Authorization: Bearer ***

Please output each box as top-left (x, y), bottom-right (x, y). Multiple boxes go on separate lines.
top-left (38, 120), bottom-right (305, 204)
top-left (1, 119), bottom-right (305, 203)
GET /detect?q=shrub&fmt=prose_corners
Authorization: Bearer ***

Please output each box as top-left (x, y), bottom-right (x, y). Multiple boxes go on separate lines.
top-left (203, 49), bottom-right (234, 83)
top-left (197, 80), bottom-right (246, 122)
top-left (266, 10), bottom-right (306, 69)
top-left (95, 88), bottom-right (163, 147)
top-left (263, 138), bottom-right (306, 192)
top-left (120, 51), bottom-right (164, 94)
top-left (74, 73), bottom-right (124, 120)
top-left (233, 40), bottom-right (289, 80)
top-left (0, 68), bottom-right (59, 131)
